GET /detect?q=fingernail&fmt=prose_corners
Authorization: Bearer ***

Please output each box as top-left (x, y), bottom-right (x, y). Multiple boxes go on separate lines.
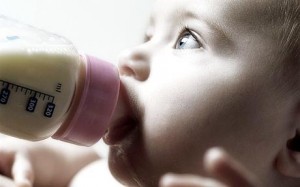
top-left (206, 148), bottom-right (225, 162)
top-left (204, 147), bottom-right (229, 171)
top-left (160, 173), bottom-right (177, 186)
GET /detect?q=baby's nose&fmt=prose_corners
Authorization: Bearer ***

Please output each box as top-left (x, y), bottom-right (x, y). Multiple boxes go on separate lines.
top-left (118, 46), bottom-right (150, 81)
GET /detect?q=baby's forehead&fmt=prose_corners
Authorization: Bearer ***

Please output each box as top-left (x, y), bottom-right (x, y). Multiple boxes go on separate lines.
top-left (149, 0), bottom-right (283, 45)
top-left (225, 0), bottom-right (277, 26)
top-left (153, 0), bottom-right (277, 27)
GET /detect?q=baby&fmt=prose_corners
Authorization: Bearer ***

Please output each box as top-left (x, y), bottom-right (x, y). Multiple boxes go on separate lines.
top-left (0, 0), bottom-right (300, 186)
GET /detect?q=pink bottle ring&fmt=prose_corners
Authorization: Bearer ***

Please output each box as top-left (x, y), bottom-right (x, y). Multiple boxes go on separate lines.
top-left (53, 55), bottom-right (120, 146)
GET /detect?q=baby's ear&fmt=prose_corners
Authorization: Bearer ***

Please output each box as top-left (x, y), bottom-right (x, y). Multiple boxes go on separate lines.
top-left (276, 131), bottom-right (300, 178)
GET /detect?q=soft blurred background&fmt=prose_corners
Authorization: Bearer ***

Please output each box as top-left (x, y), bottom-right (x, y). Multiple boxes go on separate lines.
top-left (0, 0), bottom-right (154, 62)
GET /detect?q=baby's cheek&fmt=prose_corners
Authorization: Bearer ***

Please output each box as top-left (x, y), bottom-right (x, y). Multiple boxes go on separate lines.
top-left (142, 107), bottom-right (206, 168)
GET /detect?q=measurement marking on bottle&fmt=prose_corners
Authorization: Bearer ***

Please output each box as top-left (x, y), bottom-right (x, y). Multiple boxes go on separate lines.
top-left (44, 102), bottom-right (55, 118)
top-left (0, 80), bottom-right (56, 118)
top-left (26, 96), bottom-right (38, 112)
top-left (0, 87), bottom-right (10, 104)
top-left (56, 83), bottom-right (62, 93)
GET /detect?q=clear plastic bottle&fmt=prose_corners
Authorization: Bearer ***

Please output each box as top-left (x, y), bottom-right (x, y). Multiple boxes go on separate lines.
top-left (0, 15), bottom-right (120, 146)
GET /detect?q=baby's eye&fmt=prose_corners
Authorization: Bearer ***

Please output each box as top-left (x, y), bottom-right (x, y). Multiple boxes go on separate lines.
top-left (175, 30), bottom-right (202, 49)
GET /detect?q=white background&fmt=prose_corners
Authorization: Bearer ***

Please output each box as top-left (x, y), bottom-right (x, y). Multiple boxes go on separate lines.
top-left (0, 0), bottom-right (154, 62)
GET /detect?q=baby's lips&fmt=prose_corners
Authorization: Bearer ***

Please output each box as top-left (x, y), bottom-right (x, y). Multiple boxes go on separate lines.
top-left (103, 78), bottom-right (141, 146)
top-left (103, 116), bottom-right (137, 145)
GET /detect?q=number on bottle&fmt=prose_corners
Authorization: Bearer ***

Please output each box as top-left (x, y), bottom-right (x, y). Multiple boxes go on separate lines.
top-left (44, 103), bottom-right (55, 118)
top-left (26, 97), bottom-right (38, 112)
top-left (0, 88), bottom-right (10, 104)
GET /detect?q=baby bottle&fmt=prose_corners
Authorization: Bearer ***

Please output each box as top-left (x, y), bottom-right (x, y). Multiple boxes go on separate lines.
top-left (0, 15), bottom-right (120, 146)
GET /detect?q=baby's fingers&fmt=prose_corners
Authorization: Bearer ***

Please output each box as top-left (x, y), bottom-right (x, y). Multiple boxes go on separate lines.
top-left (0, 175), bottom-right (17, 187)
top-left (12, 153), bottom-right (34, 187)
top-left (159, 173), bottom-right (227, 187)
top-left (204, 148), bottom-right (260, 187)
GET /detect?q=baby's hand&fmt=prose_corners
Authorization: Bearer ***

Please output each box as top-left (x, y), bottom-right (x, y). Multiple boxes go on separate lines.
top-left (0, 175), bottom-right (21, 187)
top-left (0, 137), bottom-right (34, 187)
top-left (0, 137), bottom-right (99, 187)
top-left (159, 148), bottom-right (260, 187)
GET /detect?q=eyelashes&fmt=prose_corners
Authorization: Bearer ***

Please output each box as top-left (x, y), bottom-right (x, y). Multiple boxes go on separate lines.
top-left (143, 26), bottom-right (203, 50)
top-left (174, 27), bottom-right (202, 49)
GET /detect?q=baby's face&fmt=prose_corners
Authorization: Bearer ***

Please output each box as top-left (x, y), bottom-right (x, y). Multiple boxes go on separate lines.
top-left (105, 0), bottom-right (290, 186)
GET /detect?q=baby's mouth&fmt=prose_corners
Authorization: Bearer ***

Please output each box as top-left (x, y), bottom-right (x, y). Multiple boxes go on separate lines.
top-left (103, 80), bottom-right (140, 146)
top-left (103, 116), bottom-right (137, 145)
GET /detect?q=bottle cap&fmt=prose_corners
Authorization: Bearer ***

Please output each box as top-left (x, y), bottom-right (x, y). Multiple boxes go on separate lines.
top-left (53, 55), bottom-right (120, 146)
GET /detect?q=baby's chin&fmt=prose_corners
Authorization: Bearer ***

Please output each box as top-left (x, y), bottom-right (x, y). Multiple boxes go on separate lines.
top-left (108, 145), bottom-right (144, 186)
top-left (108, 145), bottom-right (168, 187)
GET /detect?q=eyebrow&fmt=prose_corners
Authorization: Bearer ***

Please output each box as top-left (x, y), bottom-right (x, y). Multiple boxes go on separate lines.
top-left (183, 10), bottom-right (232, 42)
top-left (147, 8), bottom-right (233, 51)
top-left (183, 9), bottom-right (234, 52)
